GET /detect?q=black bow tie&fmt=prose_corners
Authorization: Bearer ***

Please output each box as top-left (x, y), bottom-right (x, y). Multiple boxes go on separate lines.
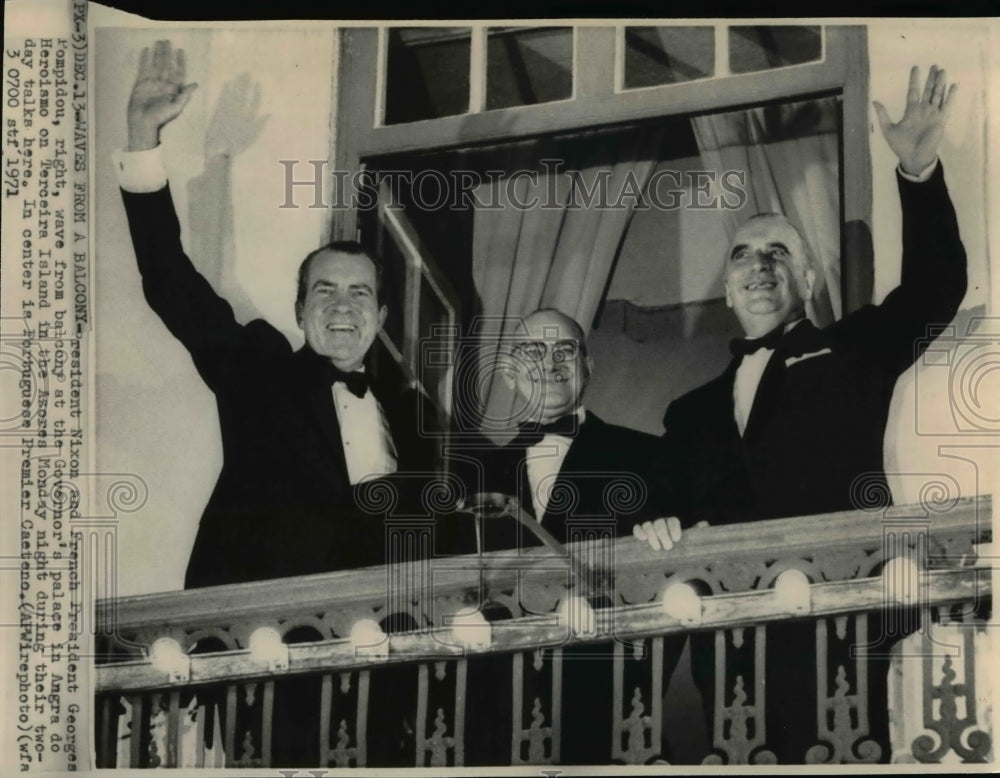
top-left (729, 322), bottom-right (789, 358)
top-left (514, 414), bottom-right (583, 447)
top-left (325, 365), bottom-right (369, 398)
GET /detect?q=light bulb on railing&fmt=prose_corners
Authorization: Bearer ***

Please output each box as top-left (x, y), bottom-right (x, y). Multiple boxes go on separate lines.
top-left (660, 582), bottom-right (702, 626)
top-left (449, 607), bottom-right (491, 650)
top-left (557, 596), bottom-right (596, 637)
top-left (882, 554), bottom-right (921, 605)
top-left (149, 637), bottom-right (190, 682)
top-left (350, 618), bottom-right (389, 660)
top-left (773, 568), bottom-right (812, 615)
top-left (249, 627), bottom-right (289, 671)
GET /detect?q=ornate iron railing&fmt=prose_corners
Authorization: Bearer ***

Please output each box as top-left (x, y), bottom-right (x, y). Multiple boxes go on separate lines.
top-left (94, 495), bottom-right (992, 767)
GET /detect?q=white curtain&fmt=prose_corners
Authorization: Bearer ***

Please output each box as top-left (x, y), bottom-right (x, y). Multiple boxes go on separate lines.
top-left (469, 127), bottom-right (666, 435)
top-left (691, 97), bottom-right (843, 326)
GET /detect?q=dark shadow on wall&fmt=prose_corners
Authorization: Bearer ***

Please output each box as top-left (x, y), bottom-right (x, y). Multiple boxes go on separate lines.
top-left (187, 73), bottom-right (271, 325)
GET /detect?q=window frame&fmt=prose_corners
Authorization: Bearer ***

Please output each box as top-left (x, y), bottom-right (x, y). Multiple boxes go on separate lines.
top-left (332, 23), bottom-right (872, 313)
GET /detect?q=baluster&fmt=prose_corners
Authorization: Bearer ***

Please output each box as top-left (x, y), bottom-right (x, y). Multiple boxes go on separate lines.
top-left (355, 670), bottom-right (370, 767)
top-left (510, 652), bottom-right (524, 763)
top-left (612, 637), bottom-right (664, 763)
top-left (416, 663), bottom-right (429, 766)
top-left (224, 685), bottom-right (237, 764)
top-left (260, 681), bottom-right (274, 766)
top-left (231, 683), bottom-right (260, 767)
top-left (453, 659), bottom-right (467, 766)
top-left (551, 650), bottom-right (563, 764)
top-left (416, 662), bottom-right (463, 766)
top-left (911, 614), bottom-right (992, 762)
top-left (147, 692), bottom-right (167, 768)
top-left (702, 627), bottom-right (775, 765)
top-left (806, 616), bottom-right (881, 763)
top-left (319, 674), bottom-right (333, 763)
top-left (323, 672), bottom-right (363, 767)
top-left (175, 694), bottom-right (198, 767)
top-left (510, 650), bottom-right (560, 764)
top-left (96, 695), bottom-right (116, 767)
top-left (120, 697), bottom-right (138, 768)
top-left (194, 700), bottom-right (206, 768)
top-left (165, 691), bottom-right (180, 767)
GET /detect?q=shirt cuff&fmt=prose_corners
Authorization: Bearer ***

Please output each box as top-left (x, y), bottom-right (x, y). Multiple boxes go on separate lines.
top-left (112, 146), bottom-right (168, 193)
top-left (897, 158), bottom-right (938, 183)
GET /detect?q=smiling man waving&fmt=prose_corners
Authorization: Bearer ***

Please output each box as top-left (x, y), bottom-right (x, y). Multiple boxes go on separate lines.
top-left (115, 41), bottom-right (437, 589)
top-left (636, 65), bottom-right (967, 763)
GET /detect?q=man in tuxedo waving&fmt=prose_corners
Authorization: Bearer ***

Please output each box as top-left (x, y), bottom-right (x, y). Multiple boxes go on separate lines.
top-left (635, 65), bottom-right (966, 762)
top-left (116, 41), bottom-right (438, 767)
top-left (116, 40), bottom-right (438, 589)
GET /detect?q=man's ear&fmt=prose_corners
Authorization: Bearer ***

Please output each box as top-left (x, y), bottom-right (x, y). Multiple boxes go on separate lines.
top-left (802, 267), bottom-right (817, 301)
top-left (500, 369), bottom-right (516, 391)
top-left (497, 350), bottom-right (518, 390)
top-left (499, 351), bottom-right (519, 390)
top-left (295, 301), bottom-right (304, 328)
top-left (724, 279), bottom-right (733, 309)
top-left (377, 304), bottom-right (388, 331)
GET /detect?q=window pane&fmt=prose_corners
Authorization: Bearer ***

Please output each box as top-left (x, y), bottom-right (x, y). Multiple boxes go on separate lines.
top-left (384, 27), bottom-right (470, 125)
top-left (623, 26), bottom-right (715, 89)
top-left (728, 26), bottom-right (822, 74)
top-left (486, 26), bottom-right (573, 110)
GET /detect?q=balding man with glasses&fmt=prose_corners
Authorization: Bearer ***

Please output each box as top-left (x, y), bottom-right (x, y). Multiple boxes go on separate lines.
top-left (458, 307), bottom-right (682, 765)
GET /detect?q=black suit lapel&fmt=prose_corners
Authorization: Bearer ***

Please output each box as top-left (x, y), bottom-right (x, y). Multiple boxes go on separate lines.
top-left (508, 437), bottom-right (539, 520)
top-left (741, 320), bottom-right (827, 443)
top-left (712, 360), bottom-right (744, 442)
top-left (539, 412), bottom-right (602, 537)
top-left (293, 349), bottom-right (350, 482)
top-left (372, 373), bottom-right (433, 473)
top-left (741, 353), bottom-right (785, 443)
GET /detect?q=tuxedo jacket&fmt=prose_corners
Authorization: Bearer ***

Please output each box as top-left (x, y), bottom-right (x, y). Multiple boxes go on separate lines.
top-left (456, 411), bottom-right (679, 765)
top-left (662, 165), bottom-right (967, 528)
top-left (122, 187), bottom-right (439, 588)
top-left (460, 410), bottom-right (670, 551)
top-left (659, 166), bottom-right (966, 762)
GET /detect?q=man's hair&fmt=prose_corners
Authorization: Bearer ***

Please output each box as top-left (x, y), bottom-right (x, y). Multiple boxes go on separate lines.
top-left (526, 307), bottom-right (588, 349)
top-left (295, 240), bottom-right (385, 314)
top-left (740, 211), bottom-right (818, 273)
top-left (521, 307), bottom-right (591, 374)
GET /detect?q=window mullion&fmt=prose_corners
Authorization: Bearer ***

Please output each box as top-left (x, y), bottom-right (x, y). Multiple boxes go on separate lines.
top-left (469, 26), bottom-right (486, 114)
top-left (714, 24), bottom-right (729, 78)
top-left (574, 27), bottom-right (615, 99)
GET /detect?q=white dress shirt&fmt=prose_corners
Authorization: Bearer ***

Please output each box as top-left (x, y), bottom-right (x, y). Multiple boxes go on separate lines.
top-left (114, 145), bottom-right (396, 485)
top-left (331, 380), bottom-right (398, 485)
top-left (733, 344), bottom-right (776, 437)
top-left (524, 406), bottom-right (586, 520)
top-left (112, 146), bottom-right (168, 192)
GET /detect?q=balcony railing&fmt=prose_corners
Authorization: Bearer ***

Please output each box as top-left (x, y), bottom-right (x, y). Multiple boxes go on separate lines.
top-left (94, 495), bottom-right (992, 767)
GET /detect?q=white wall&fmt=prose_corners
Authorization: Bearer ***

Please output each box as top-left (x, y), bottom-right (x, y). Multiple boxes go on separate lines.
top-left (867, 23), bottom-right (998, 507)
top-left (95, 27), bottom-right (336, 595)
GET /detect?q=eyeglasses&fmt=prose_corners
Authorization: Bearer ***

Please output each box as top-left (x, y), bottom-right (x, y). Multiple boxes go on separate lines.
top-left (511, 339), bottom-right (580, 364)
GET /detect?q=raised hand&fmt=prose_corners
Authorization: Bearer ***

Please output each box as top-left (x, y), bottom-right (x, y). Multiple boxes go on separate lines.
top-left (873, 65), bottom-right (957, 177)
top-left (127, 40), bottom-right (198, 151)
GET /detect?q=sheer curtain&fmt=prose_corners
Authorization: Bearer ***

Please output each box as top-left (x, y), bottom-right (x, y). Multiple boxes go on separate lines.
top-left (690, 97), bottom-right (843, 326)
top-left (468, 126), bottom-right (666, 435)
